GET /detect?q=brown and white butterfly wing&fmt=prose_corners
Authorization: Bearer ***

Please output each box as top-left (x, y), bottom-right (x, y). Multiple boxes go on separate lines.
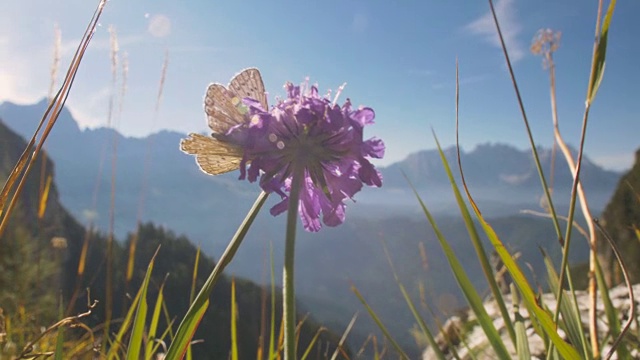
top-left (228, 68), bottom-right (268, 110)
top-left (180, 133), bottom-right (243, 175)
top-left (204, 68), bottom-right (268, 135)
top-left (204, 84), bottom-right (247, 135)
top-left (185, 68), bottom-right (266, 175)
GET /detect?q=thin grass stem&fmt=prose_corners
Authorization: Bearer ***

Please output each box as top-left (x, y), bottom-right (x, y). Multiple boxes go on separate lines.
top-left (0, 0), bottom-right (107, 237)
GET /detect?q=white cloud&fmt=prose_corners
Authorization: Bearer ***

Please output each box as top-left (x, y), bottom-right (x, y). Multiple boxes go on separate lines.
top-left (65, 101), bottom-right (108, 130)
top-left (592, 153), bottom-right (634, 172)
top-left (0, 64), bottom-right (30, 104)
top-left (0, 45), bottom-right (50, 105)
top-left (464, 0), bottom-right (526, 62)
top-left (66, 85), bottom-right (113, 128)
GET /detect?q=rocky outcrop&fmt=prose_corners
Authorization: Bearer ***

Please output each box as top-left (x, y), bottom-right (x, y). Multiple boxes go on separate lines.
top-left (423, 284), bottom-right (640, 359)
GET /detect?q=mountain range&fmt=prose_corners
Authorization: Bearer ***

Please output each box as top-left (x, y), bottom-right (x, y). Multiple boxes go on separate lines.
top-left (0, 99), bottom-right (624, 356)
top-left (0, 99), bottom-right (621, 245)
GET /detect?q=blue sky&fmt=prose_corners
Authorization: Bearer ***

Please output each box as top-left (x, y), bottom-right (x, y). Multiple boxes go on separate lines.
top-left (1, 0), bottom-right (638, 170)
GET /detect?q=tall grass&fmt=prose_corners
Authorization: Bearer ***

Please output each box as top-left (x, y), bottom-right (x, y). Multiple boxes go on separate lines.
top-left (0, 1), bottom-right (107, 355)
top-left (359, 0), bottom-right (635, 359)
top-left (0, 0), bottom-right (107, 235)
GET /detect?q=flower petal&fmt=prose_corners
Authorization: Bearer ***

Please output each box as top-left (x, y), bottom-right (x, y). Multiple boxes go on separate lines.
top-left (364, 138), bottom-right (385, 159)
top-left (232, 78), bottom-right (385, 231)
top-left (351, 107), bottom-right (375, 126)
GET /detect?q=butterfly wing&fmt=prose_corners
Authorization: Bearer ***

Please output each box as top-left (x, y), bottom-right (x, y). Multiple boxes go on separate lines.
top-left (204, 68), bottom-right (267, 135)
top-left (204, 84), bottom-right (247, 135)
top-left (185, 68), bottom-right (266, 175)
top-left (180, 133), bottom-right (243, 175)
top-left (228, 68), bottom-right (268, 110)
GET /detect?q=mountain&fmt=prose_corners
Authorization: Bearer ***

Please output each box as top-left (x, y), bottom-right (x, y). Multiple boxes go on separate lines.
top-left (0, 100), bottom-right (621, 250)
top-left (0, 99), bottom-right (623, 356)
top-left (378, 143), bottom-right (620, 215)
top-left (0, 118), bottom-right (345, 359)
top-left (0, 99), bottom-right (260, 250)
top-left (0, 112), bottom-right (84, 327)
top-left (384, 143), bottom-right (616, 189)
top-left (597, 148), bottom-right (640, 286)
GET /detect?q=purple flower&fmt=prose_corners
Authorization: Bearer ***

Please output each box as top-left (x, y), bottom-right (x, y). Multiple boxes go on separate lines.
top-left (234, 81), bottom-right (385, 232)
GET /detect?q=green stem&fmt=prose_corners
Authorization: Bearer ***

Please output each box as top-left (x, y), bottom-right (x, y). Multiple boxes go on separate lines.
top-left (284, 165), bottom-right (304, 360)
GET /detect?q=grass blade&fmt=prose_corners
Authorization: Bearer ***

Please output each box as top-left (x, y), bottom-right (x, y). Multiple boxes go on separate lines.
top-left (107, 276), bottom-right (144, 359)
top-left (397, 277), bottom-right (447, 360)
top-left (37, 174), bottom-right (52, 219)
top-left (54, 296), bottom-right (65, 360)
top-left (185, 246), bottom-right (201, 359)
top-left (0, 0), bottom-right (107, 236)
top-left (164, 191), bottom-right (268, 359)
top-left (276, 315), bottom-right (285, 360)
top-left (407, 181), bottom-right (511, 359)
top-left (190, 247), bottom-right (201, 304)
top-left (230, 277), bottom-right (239, 360)
top-left (149, 318), bottom-right (175, 357)
top-left (588, 0), bottom-right (617, 102)
top-left (541, 250), bottom-right (590, 358)
top-left (330, 313), bottom-right (357, 360)
top-left (594, 259), bottom-right (630, 359)
top-left (351, 284), bottom-right (409, 359)
top-left (126, 247), bottom-right (160, 360)
top-left (381, 242), bottom-right (446, 360)
top-left (145, 279), bottom-right (166, 360)
top-left (595, 219), bottom-right (636, 359)
top-left (511, 286), bottom-right (531, 360)
top-left (300, 327), bottom-right (326, 360)
top-left (436, 122), bottom-right (581, 359)
top-left (461, 193), bottom-right (580, 359)
top-left (447, 128), bottom-right (517, 346)
top-left (126, 231), bottom-right (138, 283)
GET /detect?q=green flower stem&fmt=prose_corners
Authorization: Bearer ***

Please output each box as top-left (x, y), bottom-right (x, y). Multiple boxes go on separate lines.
top-left (283, 164), bottom-right (305, 360)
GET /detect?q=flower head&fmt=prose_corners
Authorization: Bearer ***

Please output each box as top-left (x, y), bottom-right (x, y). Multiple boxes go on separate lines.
top-left (234, 80), bottom-right (385, 232)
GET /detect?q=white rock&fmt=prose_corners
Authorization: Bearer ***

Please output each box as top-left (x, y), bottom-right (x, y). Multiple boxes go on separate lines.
top-left (422, 284), bottom-right (640, 359)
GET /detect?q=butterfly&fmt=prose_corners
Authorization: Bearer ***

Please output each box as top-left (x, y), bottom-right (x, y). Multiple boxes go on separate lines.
top-left (181, 68), bottom-right (268, 175)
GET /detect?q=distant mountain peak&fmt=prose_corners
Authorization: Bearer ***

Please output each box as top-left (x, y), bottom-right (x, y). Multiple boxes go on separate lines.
top-left (379, 142), bottom-right (620, 211)
top-left (0, 98), bottom-right (81, 136)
